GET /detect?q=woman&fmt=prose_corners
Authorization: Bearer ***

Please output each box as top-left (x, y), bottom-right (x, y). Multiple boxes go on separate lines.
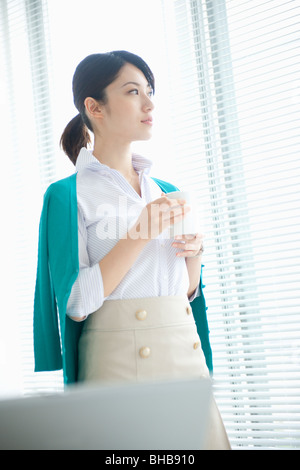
top-left (34, 51), bottom-right (230, 449)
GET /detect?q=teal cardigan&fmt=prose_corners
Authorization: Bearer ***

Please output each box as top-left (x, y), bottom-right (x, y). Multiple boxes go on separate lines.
top-left (33, 173), bottom-right (212, 385)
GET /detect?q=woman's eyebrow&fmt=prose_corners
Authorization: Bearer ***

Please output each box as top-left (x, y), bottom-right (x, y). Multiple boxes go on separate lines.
top-left (121, 81), bottom-right (152, 89)
top-left (121, 81), bottom-right (140, 87)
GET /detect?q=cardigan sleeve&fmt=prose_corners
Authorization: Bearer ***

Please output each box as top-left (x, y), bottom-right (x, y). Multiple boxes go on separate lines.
top-left (33, 188), bottom-right (63, 372)
top-left (33, 174), bottom-right (81, 381)
top-left (66, 205), bottom-right (105, 319)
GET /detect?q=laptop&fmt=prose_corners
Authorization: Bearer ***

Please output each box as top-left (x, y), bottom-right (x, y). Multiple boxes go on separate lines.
top-left (0, 377), bottom-right (212, 450)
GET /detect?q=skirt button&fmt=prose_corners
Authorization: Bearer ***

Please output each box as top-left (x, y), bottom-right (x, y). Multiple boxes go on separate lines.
top-left (136, 309), bottom-right (147, 321)
top-left (139, 346), bottom-right (151, 358)
top-left (186, 306), bottom-right (192, 315)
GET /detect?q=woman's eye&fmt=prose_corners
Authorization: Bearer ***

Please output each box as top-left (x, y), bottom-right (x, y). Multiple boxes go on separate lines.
top-left (128, 88), bottom-right (153, 98)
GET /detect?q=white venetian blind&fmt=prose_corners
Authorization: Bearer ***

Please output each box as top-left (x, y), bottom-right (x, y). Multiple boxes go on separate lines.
top-left (162, 0), bottom-right (300, 449)
top-left (0, 0), bottom-right (63, 396)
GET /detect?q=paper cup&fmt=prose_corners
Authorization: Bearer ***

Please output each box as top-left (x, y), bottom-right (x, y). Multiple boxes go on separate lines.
top-left (165, 190), bottom-right (198, 238)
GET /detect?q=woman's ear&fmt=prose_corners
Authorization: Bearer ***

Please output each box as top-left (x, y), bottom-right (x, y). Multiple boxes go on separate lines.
top-left (84, 97), bottom-right (103, 119)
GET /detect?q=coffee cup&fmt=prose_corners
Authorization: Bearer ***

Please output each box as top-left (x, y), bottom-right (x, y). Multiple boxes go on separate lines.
top-left (165, 190), bottom-right (198, 238)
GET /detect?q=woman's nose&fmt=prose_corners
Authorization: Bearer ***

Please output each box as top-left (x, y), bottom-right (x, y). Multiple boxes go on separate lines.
top-left (143, 96), bottom-right (154, 111)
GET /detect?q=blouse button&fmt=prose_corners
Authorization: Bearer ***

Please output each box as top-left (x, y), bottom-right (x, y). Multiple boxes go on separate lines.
top-left (139, 346), bottom-right (151, 358)
top-left (136, 310), bottom-right (147, 321)
top-left (193, 342), bottom-right (200, 350)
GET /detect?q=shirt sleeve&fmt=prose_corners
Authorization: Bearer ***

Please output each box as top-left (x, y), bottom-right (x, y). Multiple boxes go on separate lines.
top-left (188, 282), bottom-right (200, 302)
top-left (66, 206), bottom-right (106, 320)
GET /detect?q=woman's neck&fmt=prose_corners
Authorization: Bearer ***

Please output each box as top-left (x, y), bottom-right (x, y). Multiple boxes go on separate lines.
top-left (93, 138), bottom-right (134, 179)
top-left (93, 137), bottom-right (141, 196)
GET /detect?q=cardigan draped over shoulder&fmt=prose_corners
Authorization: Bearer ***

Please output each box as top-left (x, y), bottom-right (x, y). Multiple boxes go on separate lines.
top-left (33, 173), bottom-right (212, 385)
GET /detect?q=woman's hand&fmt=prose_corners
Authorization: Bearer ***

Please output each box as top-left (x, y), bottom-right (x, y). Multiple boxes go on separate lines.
top-left (172, 233), bottom-right (204, 298)
top-left (172, 233), bottom-right (204, 258)
top-left (99, 195), bottom-right (191, 299)
top-left (129, 194), bottom-right (191, 240)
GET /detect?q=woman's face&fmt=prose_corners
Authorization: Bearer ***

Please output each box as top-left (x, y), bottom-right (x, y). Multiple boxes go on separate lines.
top-left (97, 63), bottom-right (155, 144)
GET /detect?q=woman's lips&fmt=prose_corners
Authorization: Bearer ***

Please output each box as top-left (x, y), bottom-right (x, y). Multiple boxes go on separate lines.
top-left (141, 117), bottom-right (153, 125)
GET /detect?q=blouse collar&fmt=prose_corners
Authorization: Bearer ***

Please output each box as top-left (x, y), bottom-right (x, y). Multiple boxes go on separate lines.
top-left (76, 147), bottom-right (153, 175)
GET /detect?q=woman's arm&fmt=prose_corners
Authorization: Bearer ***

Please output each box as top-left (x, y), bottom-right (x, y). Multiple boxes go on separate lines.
top-left (172, 233), bottom-right (204, 298)
top-left (99, 232), bottom-right (149, 298)
top-left (100, 195), bottom-right (190, 298)
top-left (185, 255), bottom-right (202, 298)
top-left (70, 195), bottom-right (190, 321)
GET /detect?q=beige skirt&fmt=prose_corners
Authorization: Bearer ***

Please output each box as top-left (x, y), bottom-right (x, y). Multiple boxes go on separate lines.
top-left (78, 295), bottom-right (230, 449)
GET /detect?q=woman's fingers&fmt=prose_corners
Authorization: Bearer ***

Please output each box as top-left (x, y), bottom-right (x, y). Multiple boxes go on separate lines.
top-left (172, 233), bottom-right (205, 257)
top-left (162, 202), bottom-right (190, 221)
top-left (136, 195), bottom-right (191, 239)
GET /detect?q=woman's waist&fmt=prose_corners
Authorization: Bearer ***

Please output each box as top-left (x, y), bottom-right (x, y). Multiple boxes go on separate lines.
top-left (82, 295), bottom-right (195, 332)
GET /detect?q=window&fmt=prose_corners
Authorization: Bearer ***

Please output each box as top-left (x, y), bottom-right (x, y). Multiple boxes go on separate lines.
top-left (162, 0), bottom-right (300, 449)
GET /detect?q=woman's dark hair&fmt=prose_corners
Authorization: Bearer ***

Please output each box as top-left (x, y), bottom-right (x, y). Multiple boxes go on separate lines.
top-left (60, 50), bottom-right (155, 164)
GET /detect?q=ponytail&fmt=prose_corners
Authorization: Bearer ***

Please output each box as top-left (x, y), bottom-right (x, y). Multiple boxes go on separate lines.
top-left (60, 114), bottom-right (91, 165)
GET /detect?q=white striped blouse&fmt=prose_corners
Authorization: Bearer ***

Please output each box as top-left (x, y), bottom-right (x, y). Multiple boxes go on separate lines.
top-left (66, 148), bottom-right (198, 319)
